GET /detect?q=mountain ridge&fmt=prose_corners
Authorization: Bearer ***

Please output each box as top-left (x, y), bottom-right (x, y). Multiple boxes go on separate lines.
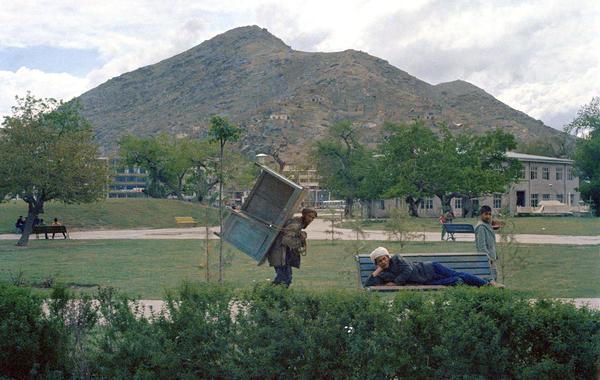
top-left (77, 25), bottom-right (563, 159)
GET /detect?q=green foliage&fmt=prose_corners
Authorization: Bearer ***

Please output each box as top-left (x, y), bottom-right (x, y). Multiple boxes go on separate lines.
top-left (379, 122), bottom-right (521, 216)
top-left (119, 134), bottom-right (211, 200)
top-left (1, 283), bottom-right (599, 378)
top-left (313, 120), bottom-right (374, 216)
top-left (208, 116), bottom-right (242, 148)
top-left (566, 97), bottom-right (600, 215)
top-left (0, 94), bottom-right (108, 245)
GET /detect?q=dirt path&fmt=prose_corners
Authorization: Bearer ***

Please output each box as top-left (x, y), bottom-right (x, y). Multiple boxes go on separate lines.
top-left (1, 219), bottom-right (598, 245)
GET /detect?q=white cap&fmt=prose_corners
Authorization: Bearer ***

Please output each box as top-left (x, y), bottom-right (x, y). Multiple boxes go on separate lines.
top-left (369, 247), bottom-right (390, 263)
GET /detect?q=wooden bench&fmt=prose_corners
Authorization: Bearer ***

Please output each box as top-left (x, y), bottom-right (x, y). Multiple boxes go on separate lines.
top-left (175, 216), bottom-right (198, 227)
top-left (442, 223), bottom-right (475, 241)
top-left (355, 252), bottom-right (492, 291)
top-left (33, 225), bottom-right (69, 239)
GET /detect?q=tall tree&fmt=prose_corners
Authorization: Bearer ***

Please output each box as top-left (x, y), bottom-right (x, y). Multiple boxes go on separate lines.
top-left (313, 120), bottom-right (372, 217)
top-left (119, 134), bottom-right (201, 200)
top-left (0, 94), bottom-right (108, 246)
top-left (208, 116), bottom-right (241, 284)
top-left (378, 122), bottom-right (439, 217)
top-left (379, 122), bottom-right (520, 217)
top-left (565, 97), bottom-right (600, 216)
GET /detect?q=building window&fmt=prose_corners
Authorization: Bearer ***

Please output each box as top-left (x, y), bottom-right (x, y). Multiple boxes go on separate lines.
top-left (530, 165), bottom-right (538, 180)
top-left (379, 200), bottom-right (385, 210)
top-left (556, 167), bottom-right (563, 180)
top-left (542, 194), bottom-right (551, 201)
top-left (569, 193), bottom-right (575, 206)
top-left (421, 197), bottom-right (433, 210)
top-left (493, 194), bottom-right (502, 209)
top-left (472, 198), bottom-right (480, 212)
top-left (531, 194), bottom-right (539, 208)
top-left (556, 194), bottom-right (564, 203)
top-left (567, 167), bottom-right (574, 180)
top-left (519, 166), bottom-right (526, 180)
top-left (454, 198), bottom-right (463, 209)
top-left (542, 167), bottom-right (549, 180)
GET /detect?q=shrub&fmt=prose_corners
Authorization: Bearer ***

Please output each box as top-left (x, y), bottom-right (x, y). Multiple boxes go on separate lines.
top-left (1, 282), bottom-right (599, 379)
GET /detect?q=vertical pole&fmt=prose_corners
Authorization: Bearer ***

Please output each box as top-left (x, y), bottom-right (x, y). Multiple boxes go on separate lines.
top-left (218, 141), bottom-right (224, 284)
top-left (205, 205), bottom-right (210, 282)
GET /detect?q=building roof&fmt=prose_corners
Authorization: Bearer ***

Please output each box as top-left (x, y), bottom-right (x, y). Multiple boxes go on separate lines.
top-left (506, 151), bottom-right (574, 164)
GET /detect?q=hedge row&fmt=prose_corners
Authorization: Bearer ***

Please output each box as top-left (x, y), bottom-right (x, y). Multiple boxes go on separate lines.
top-left (1, 282), bottom-right (599, 379)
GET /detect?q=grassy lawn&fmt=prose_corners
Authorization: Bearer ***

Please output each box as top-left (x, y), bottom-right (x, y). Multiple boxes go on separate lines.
top-left (0, 239), bottom-right (598, 299)
top-left (0, 199), bottom-right (219, 233)
top-left (339, 216), bottom-right (600, 236)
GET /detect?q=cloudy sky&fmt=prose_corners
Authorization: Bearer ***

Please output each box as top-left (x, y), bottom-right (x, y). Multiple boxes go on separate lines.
top-left (1, 0), bottom-right (599, 129)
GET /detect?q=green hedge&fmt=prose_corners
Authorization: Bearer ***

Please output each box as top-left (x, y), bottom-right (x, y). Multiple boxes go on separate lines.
top-left (1, 283), bottom-right (599, 379)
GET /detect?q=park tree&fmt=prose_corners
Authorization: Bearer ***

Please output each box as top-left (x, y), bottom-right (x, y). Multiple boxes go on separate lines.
top-left (377, 122), bottom-right (439, 216)
top-left (0, 94), bottom-right (108, 246)
top-left (208, 116), bottom-right (242, 284)
top-left (119, 134), bottom-right (203, 200)
top-left (565, 97), bottom-right (600, 216)
top-left (378, 122), bottom-right (520, 217)
top-left (454, 129), bottom-right (521, 216)
top-left (313, 120), bottom-right (373, 217)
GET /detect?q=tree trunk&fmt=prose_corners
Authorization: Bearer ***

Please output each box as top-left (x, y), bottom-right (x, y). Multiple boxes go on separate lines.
top-left (218, 142), bottom-right (224, 284)
top-left (344, 197), bottom-right (354, 218)
top-left (593, 194), bottom-right (600, 217)
top-left (406, 196), bottom-right (420, 217)
top-left (462, 196), bottom-right (472, 218)
top-left (17, 200), bottom-right (43, 247)
top-left (439, 194), bottom-right (453, 214)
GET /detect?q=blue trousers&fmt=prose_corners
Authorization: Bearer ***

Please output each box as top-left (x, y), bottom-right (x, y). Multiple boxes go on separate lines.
top-left (426, 262), bottom-right (488, 287)
top-left (273, 263), bottom-right (292, 287)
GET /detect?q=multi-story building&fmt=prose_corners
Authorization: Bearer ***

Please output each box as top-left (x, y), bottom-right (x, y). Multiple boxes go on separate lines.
top-left (282, 164), bottom-right (331, 207)
top-left (106, 158), bottom-right (148, 199)
top-left (367, 152), bottom-right (582, 217)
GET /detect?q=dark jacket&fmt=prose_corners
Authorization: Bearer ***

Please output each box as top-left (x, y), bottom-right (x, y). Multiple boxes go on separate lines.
top-left (266, 216), bottom-right (305, 268)
top-left (365, 254), bottom-right (437, 286)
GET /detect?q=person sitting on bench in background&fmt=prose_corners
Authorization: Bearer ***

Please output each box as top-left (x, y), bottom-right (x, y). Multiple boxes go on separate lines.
top-left (364, 247), bottom-right (503, 288)
top-left (51, 218), bottom-right (67, 239)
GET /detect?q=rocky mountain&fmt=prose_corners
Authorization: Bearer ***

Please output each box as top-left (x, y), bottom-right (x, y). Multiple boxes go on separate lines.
top-left (77, 25), bottom-right (564, 160)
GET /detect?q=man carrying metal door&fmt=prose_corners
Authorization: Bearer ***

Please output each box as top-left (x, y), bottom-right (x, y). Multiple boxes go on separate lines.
top-left (266, 207), bottom-right (318, 287)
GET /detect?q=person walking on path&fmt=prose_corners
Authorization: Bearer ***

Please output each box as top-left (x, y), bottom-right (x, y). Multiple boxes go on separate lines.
top-left (266, 208), bottom-right (318, 287)
top-left (475, 205), bottom-right (498, 281)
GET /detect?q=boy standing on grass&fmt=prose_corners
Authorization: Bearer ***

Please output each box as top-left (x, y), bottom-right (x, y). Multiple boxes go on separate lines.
top-left (475, 205), bottom-right (498, 281)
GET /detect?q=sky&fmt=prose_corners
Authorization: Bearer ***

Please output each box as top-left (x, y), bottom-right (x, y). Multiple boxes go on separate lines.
top-left (1, 0), bottom-right (599, 130)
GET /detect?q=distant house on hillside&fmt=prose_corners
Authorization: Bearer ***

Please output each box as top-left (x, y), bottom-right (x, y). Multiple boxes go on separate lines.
top-left (366, 152), bottom-right (584, 217)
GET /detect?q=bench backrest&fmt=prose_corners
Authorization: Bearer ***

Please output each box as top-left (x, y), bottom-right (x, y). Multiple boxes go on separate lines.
top-left (443, 223), bottom-right (475, 233)
top-left (356, 252), bottom-right (492, 287)
top-left (33, 225), bottom-right (66, 233)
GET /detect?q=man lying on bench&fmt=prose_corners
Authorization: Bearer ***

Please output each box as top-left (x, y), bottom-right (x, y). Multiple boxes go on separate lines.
top-left (365, 247), bottom-right (504, 288)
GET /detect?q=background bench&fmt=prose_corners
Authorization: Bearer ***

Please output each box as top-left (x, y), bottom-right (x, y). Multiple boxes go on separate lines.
top-left (175, 216), bottom-right (198, 227)
top-left (33, 225), bottom-right (69, 239)
top-left (442, 223), bottom-right (475, 241)
top-left (355, 252), bottom-right (492, 291)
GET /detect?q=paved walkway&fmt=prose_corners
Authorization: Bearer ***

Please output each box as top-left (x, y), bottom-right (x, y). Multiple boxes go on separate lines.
top-left (2, 219), bottom-right (598, 245)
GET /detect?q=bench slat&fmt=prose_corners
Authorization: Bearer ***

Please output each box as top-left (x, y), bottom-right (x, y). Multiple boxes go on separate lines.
top-left (357, 256), bottom-right (489, 264)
